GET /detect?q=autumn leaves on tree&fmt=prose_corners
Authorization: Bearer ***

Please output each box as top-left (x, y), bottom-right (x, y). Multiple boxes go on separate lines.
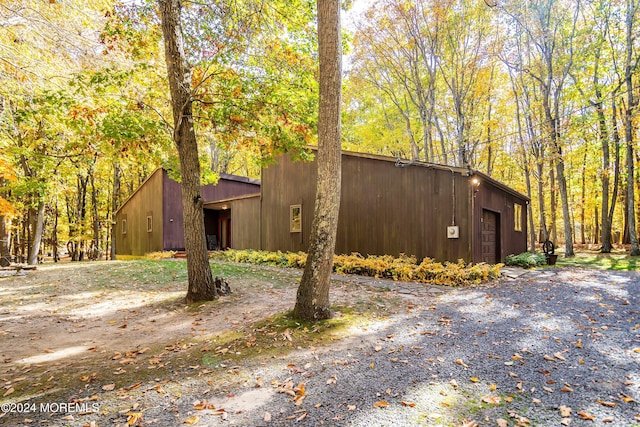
top-left (1, 0), bottom-right (640, 303)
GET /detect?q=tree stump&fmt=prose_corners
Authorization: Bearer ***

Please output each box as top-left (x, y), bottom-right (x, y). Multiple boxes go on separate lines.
top-left (214, 276), bottom-right (231, 296)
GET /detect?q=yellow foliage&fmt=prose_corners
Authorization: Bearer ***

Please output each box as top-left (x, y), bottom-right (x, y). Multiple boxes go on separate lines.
top-left (145, 251), bottom-right (176, 260)
top-left (0, 197), bottom-right (17, 217)
top-left (212, 250), bottom-right (502, 286)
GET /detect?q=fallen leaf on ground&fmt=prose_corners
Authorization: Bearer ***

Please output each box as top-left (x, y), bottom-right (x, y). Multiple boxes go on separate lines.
top-left (481, 394), bottom-right (501, 405)
top-left (401, 401), bottom-right (416, 407)
top-left (577, 411), bottom-right (595, 421)
top-left (596, 399), bottom-right (617, 408)
top-left (455, 358), bottom-right (469, 368)
top-left (559, 405), bottom-right (571, 417)
top-left (554, 352), bottom-right (567, 361)
top-left (127, 412), bottom-right (143, 425)
top-left (102, 383), bottom-right (116, 391)
top-left (373, 401), bottom-right (389, 408)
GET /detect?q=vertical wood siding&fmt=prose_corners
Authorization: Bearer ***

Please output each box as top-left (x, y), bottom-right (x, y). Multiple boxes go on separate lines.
top-left (230, 196), bottom-right (261, 250)
top-left (114, 169), bottom-right (164, 256)
top-left (471, 178), bottom-right (528, 262)
top-left (161, 171), bottom-right (260, 251)
top-left (261, 154), bottom-right (476, 262)
top-left (115, 169), bottom-right (260, 255)
top-left (261, 152), bottom-right (527, 263)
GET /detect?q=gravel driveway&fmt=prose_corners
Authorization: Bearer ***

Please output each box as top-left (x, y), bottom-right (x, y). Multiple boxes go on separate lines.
top-left (154, 267), bottom-right (639, 427)
top-left (5, 267), bottom-right (638, 426)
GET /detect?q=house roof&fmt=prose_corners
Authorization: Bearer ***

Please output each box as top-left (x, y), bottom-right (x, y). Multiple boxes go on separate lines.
top-left (115, 168), bottom-right (261, 215)
top-left (219, 173), bottom-right (260, 186)
top-left (203, 193), bottom-right (261, 210)
top-left (301, 147), bottom-right (530, 202)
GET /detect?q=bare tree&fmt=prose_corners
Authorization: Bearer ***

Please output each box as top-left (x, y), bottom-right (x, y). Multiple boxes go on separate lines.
top-left (293, 0), bottom-right (342, 321)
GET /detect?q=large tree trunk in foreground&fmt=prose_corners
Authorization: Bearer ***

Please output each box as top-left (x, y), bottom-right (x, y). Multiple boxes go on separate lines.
top-left (158, 0), bottom-right (216, 302)
top-left (293, 0), bottom-right (342, 321)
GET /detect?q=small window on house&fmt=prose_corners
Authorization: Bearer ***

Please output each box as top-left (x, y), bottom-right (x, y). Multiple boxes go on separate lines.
top-left (514, 203), bottom-right (523, 232)
top-left (122, 219), bottom-right (127, 234)
top-left (290, 205), bottom-right (302, 233)
top-left (147, 216), bottom-right (153, 233)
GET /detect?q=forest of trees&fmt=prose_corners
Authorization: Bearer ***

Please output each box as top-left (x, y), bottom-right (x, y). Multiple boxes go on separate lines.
top-left (1, 0), bottom-right (639, 265)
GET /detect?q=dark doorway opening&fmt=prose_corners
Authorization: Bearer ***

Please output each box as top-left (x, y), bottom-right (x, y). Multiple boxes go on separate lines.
top-left (203, 208), bottom-right (231, 250)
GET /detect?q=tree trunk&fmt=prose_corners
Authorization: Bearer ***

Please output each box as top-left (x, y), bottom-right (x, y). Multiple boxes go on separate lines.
top-left (624, 0), bottom-right (639, 256)
top-left (110, 162), bottom-right (120, 260)
top-left (549, 160), bottom-right (557, 243)
top-left (158, 0), bottom-right (217, 302)
top-left (598, 96), bottom-right (612, 251)
top-left (90, 170), bottom-right (100, 260)
top-left (555, 155), bottom-right (574, 256)
top-left (52, 199), bottom-right (59, 262)
top-left (594, 204), bottom-right (599, 244)
top-left (0, 178), bottom-right (12, 265)
top-left (27, 200), bottom-right (45, 265)
top-left (523, 152), bottom-right (536, 252)
top-left (0, 214), bottom-right (11, 266)
top-left (293, 0), bottom-right (342, 321)
top-left (580, 150), bottom-right (587, 245)
top-left (609, 98), bottom-right (622, 247)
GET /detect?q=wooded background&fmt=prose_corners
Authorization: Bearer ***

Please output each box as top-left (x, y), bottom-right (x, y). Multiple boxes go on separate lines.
top-left (1, 0), bottom-right (639, 263)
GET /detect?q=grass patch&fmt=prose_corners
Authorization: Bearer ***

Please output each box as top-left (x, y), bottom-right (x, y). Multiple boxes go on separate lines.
top-left (200, 306), bottom-right (372, 365)
top-left (555, 250), bottom-right (640, 271)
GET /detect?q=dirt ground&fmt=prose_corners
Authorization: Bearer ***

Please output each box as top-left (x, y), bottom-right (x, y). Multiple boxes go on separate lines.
top-left (0, 259), bottom-right (408, 425)
top-left (0, 259), bottom-right (402, 362)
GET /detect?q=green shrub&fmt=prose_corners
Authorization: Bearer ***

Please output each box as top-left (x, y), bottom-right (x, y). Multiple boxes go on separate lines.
top-left (504, 252), bottom-right (547, 268)
top-left (212, 249), bottom-right (501, 286)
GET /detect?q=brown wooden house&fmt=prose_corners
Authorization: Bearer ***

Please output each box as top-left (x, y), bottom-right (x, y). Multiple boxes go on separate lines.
top-left (252, 150), bottom-right (528, 264)
top-left (114, 168), bottom-right (260, 256)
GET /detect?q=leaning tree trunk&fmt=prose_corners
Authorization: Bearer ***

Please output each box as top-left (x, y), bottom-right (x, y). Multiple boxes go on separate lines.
top-left (158, 0), bottom-right (216, 302)
top-left (293, 0), bottom-right (342, 321)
